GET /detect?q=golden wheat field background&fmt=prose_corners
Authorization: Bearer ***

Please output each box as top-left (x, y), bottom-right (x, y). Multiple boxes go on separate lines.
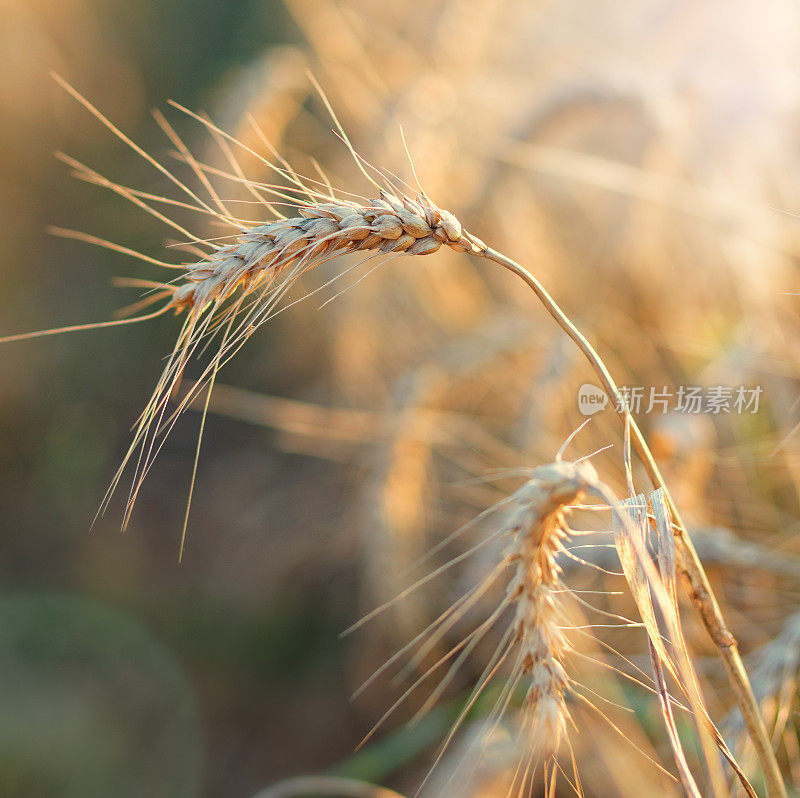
top-left (3, 0), bottom-right (800, 796)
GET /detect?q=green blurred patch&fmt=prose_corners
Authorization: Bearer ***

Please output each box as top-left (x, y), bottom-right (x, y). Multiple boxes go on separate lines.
top-left (0, 593), bottom-right (202, 798)
top-left (155, 592), bottom-right (342, 688)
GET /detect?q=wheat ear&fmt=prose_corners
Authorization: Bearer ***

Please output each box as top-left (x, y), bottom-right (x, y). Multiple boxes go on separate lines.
top-left (167, 192), bottom-right (464, 314)
top-left (352, 459), bottom-right (607, 796)
top-left (504, 460), bottom-right (599, 761)
top-left (119, 188), bottom-right (465, 541)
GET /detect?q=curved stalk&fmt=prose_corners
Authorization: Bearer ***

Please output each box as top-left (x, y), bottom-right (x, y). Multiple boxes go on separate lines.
top-left (463, 232), bottom-right (787, 798)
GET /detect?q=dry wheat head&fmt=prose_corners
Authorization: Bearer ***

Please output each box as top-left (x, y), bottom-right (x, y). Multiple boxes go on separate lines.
top-left (168, 190), bottom-right (465, 313)
top-left (503, 460), bottom-right (599, 757)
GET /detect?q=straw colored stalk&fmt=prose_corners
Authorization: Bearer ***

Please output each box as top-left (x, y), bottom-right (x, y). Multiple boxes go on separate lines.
top-left (2, 79), bottom-right (783, 795)
top-left (461, 235), bottom-right (787, 798)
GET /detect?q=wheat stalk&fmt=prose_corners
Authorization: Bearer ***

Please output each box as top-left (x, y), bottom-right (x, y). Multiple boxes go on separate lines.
top-left (460, 237), bottom-right (787, 798)
top-left (1, 78), bottom-right (785, 796)
top-left (355, 457), bottom-right (734, 795)
top-left (250, 775), bottom-right (407, 798)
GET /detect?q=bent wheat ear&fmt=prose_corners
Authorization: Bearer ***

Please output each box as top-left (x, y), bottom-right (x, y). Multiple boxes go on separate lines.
top-left (112, 190), bottom-right (467, 539)
top-left (1, 78), bottom-right (473, 541)
top-left (3, 95), bottom-right (471, 536)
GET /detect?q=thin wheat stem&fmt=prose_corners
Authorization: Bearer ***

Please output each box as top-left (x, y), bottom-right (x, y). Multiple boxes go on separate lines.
top-left (465, 234), bottom-right (787, 798)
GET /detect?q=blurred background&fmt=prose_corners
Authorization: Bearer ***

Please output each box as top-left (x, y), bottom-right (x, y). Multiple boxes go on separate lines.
top-left (3, 0), bottom-right (800, 795)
